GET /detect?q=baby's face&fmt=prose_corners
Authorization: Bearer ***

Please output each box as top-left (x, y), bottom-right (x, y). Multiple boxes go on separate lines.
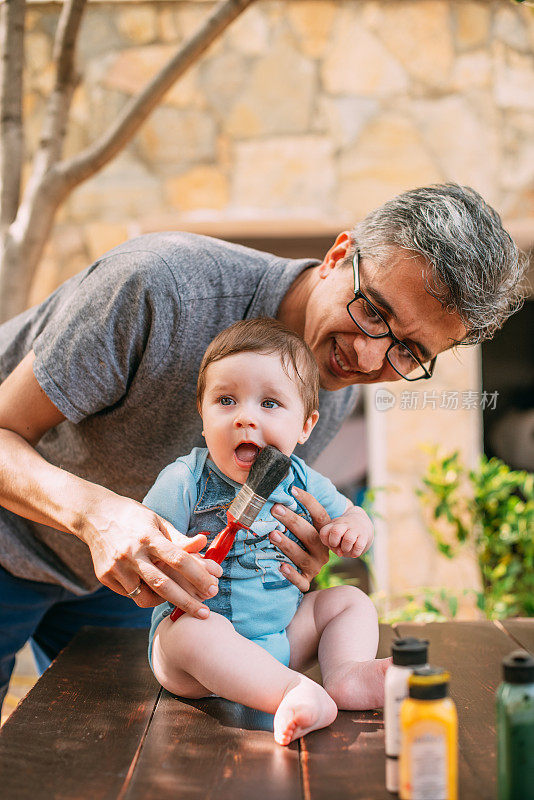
top-left (200, 351), bottom-right (318, 483)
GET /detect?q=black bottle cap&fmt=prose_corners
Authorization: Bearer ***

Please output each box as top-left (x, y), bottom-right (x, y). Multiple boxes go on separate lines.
top-left (408, 666), bottom-right (449, 700)
top-left (503, 650), bottom-right (534, 684)
top-left (391, 637), bottom-right (429, 666)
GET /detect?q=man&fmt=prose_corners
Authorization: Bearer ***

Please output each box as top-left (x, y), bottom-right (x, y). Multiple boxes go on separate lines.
top-left (0, 184), bottom-right (526, 706)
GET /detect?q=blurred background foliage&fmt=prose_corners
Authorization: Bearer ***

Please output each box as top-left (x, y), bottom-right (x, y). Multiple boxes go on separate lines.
top-left (418, 449), bottom-right (534, 619)
top-left (316, 451), bottom-right (534, 622)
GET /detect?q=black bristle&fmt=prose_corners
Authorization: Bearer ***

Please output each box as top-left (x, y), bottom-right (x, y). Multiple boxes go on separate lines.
top-left (244, 445), bottom-right (291, 498)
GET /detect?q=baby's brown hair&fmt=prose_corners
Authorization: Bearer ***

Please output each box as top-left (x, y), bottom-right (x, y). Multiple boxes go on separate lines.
top-left (197, 318), bottom-right (319, 420)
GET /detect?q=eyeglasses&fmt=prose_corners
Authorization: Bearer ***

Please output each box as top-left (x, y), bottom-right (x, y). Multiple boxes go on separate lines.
top-left (346, 249), bottom-right (437, 382)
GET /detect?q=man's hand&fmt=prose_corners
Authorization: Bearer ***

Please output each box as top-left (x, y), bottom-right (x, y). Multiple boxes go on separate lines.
top-left (78, 494), bottom-right (222, 617)
top-left (268, 486), bottom-right (332, 592)
top-left (318, 504), bottom-right (374, 559)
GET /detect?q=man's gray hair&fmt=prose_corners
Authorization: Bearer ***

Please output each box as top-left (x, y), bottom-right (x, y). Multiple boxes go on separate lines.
top-left (352, 184), bottom-right (529, 345)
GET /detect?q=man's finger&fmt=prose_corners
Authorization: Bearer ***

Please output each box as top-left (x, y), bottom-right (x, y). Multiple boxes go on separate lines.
top-left (290, 487), bottom-right (332, 529)
top-left (269, 531), bottom-right (316, 578)
top-left (181, 533), bottom-right (209, 553)
top-left (149, 539), bottom-right (218, 597)
top-left (271, 504), bottom-right (321, 548)
top-left (156, 561), bottom-right (215, 601)
top-left (106, 572), bottom-right (168, 607)
top-left (137, 558), bottom-right (211, 617)
top-left (158, 517), bottom-right (207, 553)
top-left (279, 562), bottom-right (310, 593)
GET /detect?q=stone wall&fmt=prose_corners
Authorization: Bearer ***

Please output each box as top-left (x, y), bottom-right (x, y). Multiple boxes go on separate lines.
top-left (25, 0), bottom-right (534, 300)
top-left (22, 0), bottom-right (533, 608)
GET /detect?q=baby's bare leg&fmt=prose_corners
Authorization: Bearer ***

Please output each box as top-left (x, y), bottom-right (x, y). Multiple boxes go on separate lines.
top-left (287, 585), bottom-right (390, 710)
top-left (152, 611), bottom-right (337, 745)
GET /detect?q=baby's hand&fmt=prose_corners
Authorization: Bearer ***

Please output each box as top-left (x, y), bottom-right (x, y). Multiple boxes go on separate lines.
top-left (318, 506), bottom-right (373, 558)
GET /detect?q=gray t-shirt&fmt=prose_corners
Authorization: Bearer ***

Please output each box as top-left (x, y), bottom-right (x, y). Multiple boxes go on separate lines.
top-left (0, 232), bottom-right (359, 593)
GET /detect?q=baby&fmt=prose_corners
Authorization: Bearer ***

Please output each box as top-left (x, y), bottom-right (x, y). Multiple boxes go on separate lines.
top-left (146, 318), bottom-right (388, 745)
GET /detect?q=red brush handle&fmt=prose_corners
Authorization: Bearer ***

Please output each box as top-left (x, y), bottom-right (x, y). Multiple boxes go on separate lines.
top-left (169, 516), bottom-right (244, 622)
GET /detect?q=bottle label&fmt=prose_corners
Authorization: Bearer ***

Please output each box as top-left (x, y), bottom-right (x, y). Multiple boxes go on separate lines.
top-left (410, 731), bottom-right (447, 800)
top-left (386, 689), bottom-right (408, 753)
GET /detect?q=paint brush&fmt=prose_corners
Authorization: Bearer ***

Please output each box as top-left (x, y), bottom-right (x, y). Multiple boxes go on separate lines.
top-left (170, 445), bottom-right (291, 621)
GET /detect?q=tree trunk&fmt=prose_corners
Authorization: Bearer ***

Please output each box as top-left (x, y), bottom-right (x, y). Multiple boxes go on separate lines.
top-left (0, 170), bottom-right (68, 323)
top-left (0, 0), bottom-right (257, 325)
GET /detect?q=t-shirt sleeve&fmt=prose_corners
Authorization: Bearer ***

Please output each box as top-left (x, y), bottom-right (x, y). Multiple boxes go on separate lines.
top-left (303, 463), bottom-right (350, 520)
top-left (143, 460), bottom-right (197, 536)
top-left (32, 253), bottom-right (179, 423)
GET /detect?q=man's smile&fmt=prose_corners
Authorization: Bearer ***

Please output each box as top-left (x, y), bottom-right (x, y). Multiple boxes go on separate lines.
top-left (329, 338), bottom-right (361, 379)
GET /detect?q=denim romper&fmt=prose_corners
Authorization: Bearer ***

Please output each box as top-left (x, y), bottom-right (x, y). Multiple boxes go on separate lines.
top-left (148, 451), bottom-right (346, 669)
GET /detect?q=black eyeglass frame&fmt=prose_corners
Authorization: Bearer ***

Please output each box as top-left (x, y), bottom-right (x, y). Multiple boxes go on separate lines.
top-left (346, 249), bottom-right (437, 382)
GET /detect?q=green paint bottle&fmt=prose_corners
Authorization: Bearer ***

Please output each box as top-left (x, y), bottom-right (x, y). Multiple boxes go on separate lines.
top-left (497, 650), bottom-right (534, 800)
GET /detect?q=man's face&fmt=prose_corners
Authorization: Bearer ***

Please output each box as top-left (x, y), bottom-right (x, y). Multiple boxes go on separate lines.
top-left (301, 233), bottom-right (467, 391)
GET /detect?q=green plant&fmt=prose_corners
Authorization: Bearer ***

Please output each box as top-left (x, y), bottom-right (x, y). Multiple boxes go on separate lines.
top-left (418, 449), bottom-right (534, 619)
top-left (371, 587), bottom-right (474, 624)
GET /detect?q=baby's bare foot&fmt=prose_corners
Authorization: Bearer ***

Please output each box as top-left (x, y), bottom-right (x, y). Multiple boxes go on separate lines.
top-left (324, 657), bottom-right (392, 711)
top-left (273, 677), bottom-right (337, 746)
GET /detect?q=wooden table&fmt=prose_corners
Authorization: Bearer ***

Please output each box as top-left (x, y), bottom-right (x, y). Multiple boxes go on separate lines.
top-left (1, 620), bottom-right (532, 799)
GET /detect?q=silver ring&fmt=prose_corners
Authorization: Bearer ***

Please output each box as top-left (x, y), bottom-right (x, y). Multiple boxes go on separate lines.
top-left (127, 583), bottom-right (142, 598)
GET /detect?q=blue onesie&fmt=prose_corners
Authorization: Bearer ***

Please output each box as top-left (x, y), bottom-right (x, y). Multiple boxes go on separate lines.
top-left (146, 447), bottom-right (348, 669)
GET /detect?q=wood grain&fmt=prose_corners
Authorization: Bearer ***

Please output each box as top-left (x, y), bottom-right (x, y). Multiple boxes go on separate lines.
top-left (2, 621), bottom-right (532, 799)
top-left (300, 624), bottom-right (396, 800)
top-left (500, 618), bottom-right (534, 654)
top-left (0, 627), bottom-right (160, 800)
top-left (123, 693), bottom-right (300, 800)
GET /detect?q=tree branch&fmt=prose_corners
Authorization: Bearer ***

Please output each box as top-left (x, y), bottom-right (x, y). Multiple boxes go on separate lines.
top-left (58, 0), bottom-right (256, 190)
top-left (0, 0), bottom-right (26, 229)
top-left (27, 0), bottom-right (86, 192)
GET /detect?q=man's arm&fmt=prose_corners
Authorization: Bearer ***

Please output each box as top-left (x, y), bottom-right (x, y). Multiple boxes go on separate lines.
top-left (0, 351), bottom-right (221, 616)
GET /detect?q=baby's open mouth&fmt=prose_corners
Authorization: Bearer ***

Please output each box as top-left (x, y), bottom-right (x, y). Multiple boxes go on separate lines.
top-left (234, 443), bottom-right (260, 467)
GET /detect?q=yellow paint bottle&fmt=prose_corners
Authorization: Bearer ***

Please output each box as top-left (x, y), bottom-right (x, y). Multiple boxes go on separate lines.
top-left (399, 666), bottom-right (458, 800)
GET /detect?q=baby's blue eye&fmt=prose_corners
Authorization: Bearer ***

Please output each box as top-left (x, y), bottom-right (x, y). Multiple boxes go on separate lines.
top-left (218, 396), bottom-right (235, 406)
top-left (261, 399), bottom-right (279, 409)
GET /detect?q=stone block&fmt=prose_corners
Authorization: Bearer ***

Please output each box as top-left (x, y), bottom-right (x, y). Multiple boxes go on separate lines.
top-left (451, 51), bottom-right (492, 91)
top-left (501, 186), bottom-right (534, 219)
top-left (317, 95), bottom-right (379, 147)
top-left (25, 31), bottom-right (51, 75)
top-left (454, 2), bottom-right (491, 50)
top-left (224, 104), bottom-right (261, 139)
top-left (494, 4), bottom-right (530, 52)
top-left (65, 158), bottom-right (163, 222)
top-left (166, 165), bottom-right (229, 212)
top-left (77, 9), bottom-right (123, 62)
top-left (102, 45), bottom-right (203, 109)
top-left (501, 111), bottom-right (534, 191)
top-left (411, 96), bottom-right (499, 205)
top-left (287, 1), bottom-right (337, 58)
top-left (157, 7), bottom-right (181, 44)
top-left (31, 63), bottom-right (55, 97)
top-left (200, 51), bottom-right (248, 117)
top-left (494, 48), bottom-right (534, 110)
top-left (117, 7), bottom-right (158, 46)
top-left (138, 106), bottom-right (216, 165)
top-left (373, 1), bottom-right (454, 90)
top-left (337, 114), bottom-right (442, 219)
top-left (322, 8), bottom-right (408, 96)
top-left (226, 5), bottom-right (270, 55)
top-left (232, 137), bottom-right (335, 213)
top-left (226, 37), bottom-right (316, 137)
top-left (85, 222), bottom-right (129, 262)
